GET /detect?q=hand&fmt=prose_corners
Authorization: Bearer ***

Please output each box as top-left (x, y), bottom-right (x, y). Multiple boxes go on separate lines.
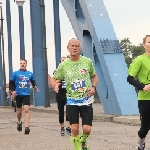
top-left (34, 86), bottom-right (40, 92)
top-left (11, 91), bottom-right (17, 98)
top-left (87, 87), bottom-right (96, 97)
top-left (143, 84), bottom-right (150, 91)
top-left (53, 83), bottom-right (61, 93)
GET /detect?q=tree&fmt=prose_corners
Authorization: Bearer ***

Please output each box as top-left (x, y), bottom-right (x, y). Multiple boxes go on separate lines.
top-left (120, 38), bottom-right (132, 57)
top-left (131, 44), bottom-right (145, 59)
top-left (120, 38), bottom-right (145, 67)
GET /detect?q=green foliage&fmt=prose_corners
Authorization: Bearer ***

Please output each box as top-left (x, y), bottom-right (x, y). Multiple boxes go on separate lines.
top-left (120, 38), bottom-right (145, 67)
top-left (131, 44), bottom-right (145, 59)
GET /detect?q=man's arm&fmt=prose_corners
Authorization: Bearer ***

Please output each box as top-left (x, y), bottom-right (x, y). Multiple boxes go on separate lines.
top-left (51, 63), bottom-right (64, 90)
top-left (30, 80), bottom-right (40, 91)
top-left (9, 72), bottom-right (16, 92)
top-left (30, 73), bottom-right (40, 92)
top-left (87, 73), bottom-right (98, 97)
top-left (30, 80), bottom-right (37, 88)
top-left (50, 77), bottom-right (61, 93)
top-left (91, 73), bottom-right (98, 88)
top-left (9, 80), bottom-right (15, 92)
top-left (50, 77), bottom-right (61, 87)
top-left (9, 80), bottom-right (17, 98)
top-left (86, 59), bottom-right (98, 96)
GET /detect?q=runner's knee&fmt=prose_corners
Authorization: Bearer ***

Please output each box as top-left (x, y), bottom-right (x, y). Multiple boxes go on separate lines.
top-left (24, 109), bottom-right (29, 113)
top-left (82, 125), bottom-right (91, 135)
top-left (17, 108), bottom-right (22, 114)
top-left (71, 125), bottom-right (79, 134)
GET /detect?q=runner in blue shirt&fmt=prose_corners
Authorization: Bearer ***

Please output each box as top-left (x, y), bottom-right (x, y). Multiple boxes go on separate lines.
top-left (9, 59), bottom-right (40, 134)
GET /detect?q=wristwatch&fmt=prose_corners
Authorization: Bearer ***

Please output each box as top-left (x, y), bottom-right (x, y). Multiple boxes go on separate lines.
top-left (92, 86), bottom-right (96, 89)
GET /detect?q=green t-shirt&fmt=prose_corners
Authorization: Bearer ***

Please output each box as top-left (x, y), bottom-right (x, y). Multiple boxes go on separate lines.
top-left (53, 56), bottom-right (96, 99)
top-left (128, 53), bottom-right (150, 100)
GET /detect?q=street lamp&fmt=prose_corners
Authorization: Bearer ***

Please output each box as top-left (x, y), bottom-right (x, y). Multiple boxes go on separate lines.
top-left (14, 0), bottom-right (25, 6)
top-left (14, 0), bottom-right (25, 59)
top-left (0, 2), bottom-right (6, 106)
top-left (40, 0), bottom-right (49, 107)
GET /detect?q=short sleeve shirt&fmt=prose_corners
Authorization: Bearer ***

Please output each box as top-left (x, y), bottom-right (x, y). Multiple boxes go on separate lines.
top-left (53, 56), bottom-right (96, 99)
top-left (128, 53), bottom-right (150, 100)
top-left (10, 70), bottom-right (35, 95)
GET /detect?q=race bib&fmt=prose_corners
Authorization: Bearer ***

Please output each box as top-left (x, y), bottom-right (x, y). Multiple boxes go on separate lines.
top-left (71, 80), bottom-right (86, 92)
top-left (62, 81), bottom-right (66, 88)
top-left (19, 82), bottom-right (27, 88)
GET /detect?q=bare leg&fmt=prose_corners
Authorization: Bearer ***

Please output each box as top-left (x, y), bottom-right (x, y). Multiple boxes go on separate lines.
top-left (66, 121), bottom-right (70, 128)
top-left (17, 107), bottom-right (22, 132)
top-left (24, 105), bottom-right (30, 127)
top-left (60, 122), bottom-right (64, 128)
top-left (17, 107), bottom-right (22, 123)
top-left (71, 124), bottom-right (80, 150)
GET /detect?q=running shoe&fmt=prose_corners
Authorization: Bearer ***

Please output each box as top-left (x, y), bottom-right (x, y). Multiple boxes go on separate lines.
top-left (66, 127), bottom-right (71, 136)
top-left (138, 148), bottom-right (144, 150)
top-left (17, 122), bottom-right (22, 132)
top-left (24, 127), bottom-right (30, 134)
top-left (138, 142), bottom-right (145, 150)
top-left (60, 127), bottom-right (65, 136)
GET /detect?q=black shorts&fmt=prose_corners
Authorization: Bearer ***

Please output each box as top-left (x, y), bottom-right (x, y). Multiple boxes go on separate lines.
top-left (57, 99), bottom-right (66, 110)
top-left (15, 95), bottom-right (30, 108)
top-left (67, 104), bottom-right (93, 126)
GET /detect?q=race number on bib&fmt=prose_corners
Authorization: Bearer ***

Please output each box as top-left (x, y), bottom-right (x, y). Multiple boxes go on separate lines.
top-left (62, 81), bottom-right (66, 88)
top-left (71, 80), bottom-right (86, 92)
top-left (19, 82), bottom-right (27, 88)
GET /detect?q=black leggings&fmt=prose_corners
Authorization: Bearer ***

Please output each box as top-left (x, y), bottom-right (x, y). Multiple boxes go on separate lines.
top-left (138, 100), bottom-right (150, 139)
top-left (57, 99), bottom-right (69, 124)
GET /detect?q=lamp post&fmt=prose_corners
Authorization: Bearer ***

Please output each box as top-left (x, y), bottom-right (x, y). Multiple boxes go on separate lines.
top-left (0, 2), bottom-right (3, 106)
top-left (14, 0), bottom-right (25, 59)
top-left (40, 0), bottom-right (49, 107)
top-left (0, 2), bottom-right (6, 106)
top-left (6, 0), bottom-right (13, 80)
top-left (53, 0), bottom-right (61, 68)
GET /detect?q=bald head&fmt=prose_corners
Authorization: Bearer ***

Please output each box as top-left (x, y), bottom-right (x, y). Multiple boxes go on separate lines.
top-left (67, 38), bottom-right (81, 47)
top-left (67, 38), bottom-right (81, 57)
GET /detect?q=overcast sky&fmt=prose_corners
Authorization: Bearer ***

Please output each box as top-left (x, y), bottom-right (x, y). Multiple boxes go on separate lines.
top-left (2, 0), bottom-right (150, 82)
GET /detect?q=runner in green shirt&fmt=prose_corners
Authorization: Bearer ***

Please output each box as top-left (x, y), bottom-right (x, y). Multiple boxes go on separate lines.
top-left (127, 35), bottom-right (150, 150)
top-left (51, 38), bottom-right (98, 150)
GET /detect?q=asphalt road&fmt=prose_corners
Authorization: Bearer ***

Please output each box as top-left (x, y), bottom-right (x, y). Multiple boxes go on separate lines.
top-left (0, 107), bottom-right (150, 150)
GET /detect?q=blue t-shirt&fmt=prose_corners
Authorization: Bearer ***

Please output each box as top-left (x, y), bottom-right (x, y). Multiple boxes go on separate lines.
top-left (10, 70), bottom-right (35, 95)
